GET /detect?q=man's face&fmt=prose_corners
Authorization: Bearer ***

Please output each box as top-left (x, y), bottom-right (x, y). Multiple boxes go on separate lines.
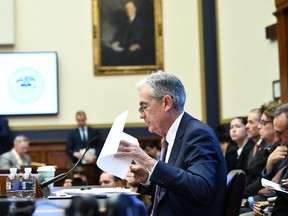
top-left (246, 112), bottom-right (260, 140)
top-left (274, 113), bottom-right (288, 146)
top-left (99, 173), bottom-right (118, 186)
top-left (14, 141), bottom-right (29, 157)
top-left (125, 2), bottom-right (137, 17)
top-left (138, 84), bottom-right (166, 137)
top-left (144, 146), bottom-right (158, 158)
top-left (258, 114), bottom-right (274, 144)
top-left (76, 114), bottom-right (86, 128)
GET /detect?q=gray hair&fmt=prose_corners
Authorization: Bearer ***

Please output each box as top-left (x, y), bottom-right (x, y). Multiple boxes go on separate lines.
top-left (14, 135), bottom-right (29, 145)
top-left (136, 70), bottom-right (186, 111)
top-left (249, 108), bottom-right (262, 122)
top-left (274, 103), bottom-right (288, 128)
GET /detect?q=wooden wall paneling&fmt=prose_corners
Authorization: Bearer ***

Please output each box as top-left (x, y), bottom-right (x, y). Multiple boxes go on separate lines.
top-left (274, 0), bottom-right (288, 102)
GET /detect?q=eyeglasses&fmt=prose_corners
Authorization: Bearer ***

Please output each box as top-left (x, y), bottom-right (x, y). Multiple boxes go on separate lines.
top-left (138, 99), bottom-right (158, 115)
top-left (260, 119), bottom-right (272, 126)
top-left (275, 128), bottom-right (288, 136)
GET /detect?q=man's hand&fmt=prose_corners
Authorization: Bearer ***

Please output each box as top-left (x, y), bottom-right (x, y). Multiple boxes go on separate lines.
top-left (73, 151), bottom-right (83, 160)
top-left (266, 146), bottom-right (288, 173)
top-left (126, 164), bottom-right (149, 184)
top-left (129, 44), bottom-right (141, 52)
top-left (115, 140), bottom-right (157, 171)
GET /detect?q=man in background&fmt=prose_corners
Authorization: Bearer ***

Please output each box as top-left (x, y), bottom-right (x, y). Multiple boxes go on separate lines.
top-left (142, 139), bottom-right (160, 160)
top-left (99, 171), bottom-right (124, 187)
top-left (110, 1), bottom-right (144, 66)
top-left (0, 135), bottom-right (31, 170)
top-left (0, 117), bottom-right (12, 154)
top-left (66, 110), bottom-right (102, 165)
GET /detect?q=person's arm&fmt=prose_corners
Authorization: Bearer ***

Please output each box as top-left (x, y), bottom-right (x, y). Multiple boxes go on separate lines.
top-left (150, 130), bottom-right (224, 205)
top-left (0, 154), bottom-right (13, 170)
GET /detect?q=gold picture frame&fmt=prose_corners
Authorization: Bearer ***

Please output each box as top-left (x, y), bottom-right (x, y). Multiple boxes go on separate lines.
top-left (92, 0), bottom-right (163, 75)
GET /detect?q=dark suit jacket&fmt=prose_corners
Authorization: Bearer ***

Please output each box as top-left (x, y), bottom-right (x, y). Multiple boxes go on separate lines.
top-left (138, 112), bottom-right (227, 216)
top-left (66, 126), bottom-right (102, 163)
top-left (243, 140), bottom-right (269, 197)
top-left (270, 156), bottom-right (288, 215)
top-left (0, 117), bottom-right (12, 154)
top-left (235, 139), bottom-right (254, 172)
top-left (225, 142), bottom-right (238, 173)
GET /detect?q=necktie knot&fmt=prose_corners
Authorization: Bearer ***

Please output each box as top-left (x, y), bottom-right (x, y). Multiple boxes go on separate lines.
top-left (160, 139), bottom-right (169, 162)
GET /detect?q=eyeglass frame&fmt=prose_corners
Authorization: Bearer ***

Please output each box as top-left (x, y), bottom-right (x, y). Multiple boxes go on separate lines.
top-left (260, 119), bottom-right (273, 126)
top-left (138, 98), bottom-right (160, 115)
top-left (275, 127), bottom-right (288, 136)
top-left (138, 95), bottom-right (172, 115)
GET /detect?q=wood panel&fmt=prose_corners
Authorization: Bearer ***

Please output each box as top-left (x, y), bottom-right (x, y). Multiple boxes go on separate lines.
top-left (274, 0), bottom-right (288, 102)
top-left (26, 137), bottom-right (160, 187)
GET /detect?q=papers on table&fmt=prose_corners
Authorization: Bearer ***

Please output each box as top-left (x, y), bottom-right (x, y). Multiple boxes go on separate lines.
top-left (261, 178), bottom-right (288, 194)
top-left (49, 187), bottom-right (138, 199)
top-left (96, 110), bottom-right (139, 179)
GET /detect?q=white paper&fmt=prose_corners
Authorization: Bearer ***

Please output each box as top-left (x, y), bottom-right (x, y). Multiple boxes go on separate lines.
top-left (80, 148), bottom-right (95, 164)
top-left (261, 178), bottom-right (288, 194)
top-left (96, 110), bottom-right (139, 179)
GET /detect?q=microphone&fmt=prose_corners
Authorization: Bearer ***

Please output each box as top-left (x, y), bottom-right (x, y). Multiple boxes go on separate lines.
top-left (39, 136), bottom-right (100, 189)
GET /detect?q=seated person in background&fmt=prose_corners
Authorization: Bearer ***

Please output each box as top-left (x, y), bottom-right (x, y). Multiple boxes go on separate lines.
top-left (63, 167), bottom-right (88, 187)
top-left (0, 135), bottom-right (31, 170)
top-left (142, 139), bottom-right (160, 160)
top-left (66, 110), bottom-right (103, 165)
top-left (240, 101), bottom-right (282, 214)
top-left (214, 124), bottom-right (237, 173)
top-left (259, 104), bottom-right (288, 215)
top-left (99, 171), bottom-right (124, 187)
top-left (230, 116), bottom-right (254, 172)
top-left (0, 116), bottom-right (12, 154)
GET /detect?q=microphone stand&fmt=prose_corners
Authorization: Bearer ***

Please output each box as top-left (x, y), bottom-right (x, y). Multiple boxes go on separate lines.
top-left (40, 136), bottom-right (99, 189)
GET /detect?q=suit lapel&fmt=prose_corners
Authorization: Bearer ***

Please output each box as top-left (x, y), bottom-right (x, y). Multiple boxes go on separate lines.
top-left (168, 112), bottom-right (190, 165)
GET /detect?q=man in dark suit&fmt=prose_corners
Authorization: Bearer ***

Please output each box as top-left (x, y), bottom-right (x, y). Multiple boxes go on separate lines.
top-left (66, 111), bottom-right (102, 165)
top-left (262, 103), bottom-right (288, 215)
top-left (110, 1), bottom-right (144, 66)
top-left (0, 117), bottom-right (12, 154)
top-left (115, 71), bottom-right (227, 216)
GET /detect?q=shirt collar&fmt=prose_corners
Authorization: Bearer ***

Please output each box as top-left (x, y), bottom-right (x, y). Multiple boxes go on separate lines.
top-left (166, 112), bottom-right (184, 146)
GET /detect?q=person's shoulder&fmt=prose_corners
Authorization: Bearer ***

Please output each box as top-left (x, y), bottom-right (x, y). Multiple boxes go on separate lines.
top-left (1, 150), bottom-right (12, 157)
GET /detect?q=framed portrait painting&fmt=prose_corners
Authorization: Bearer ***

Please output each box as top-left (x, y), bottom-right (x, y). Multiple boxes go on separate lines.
top-left (92, 0), bottom-right (163, 75)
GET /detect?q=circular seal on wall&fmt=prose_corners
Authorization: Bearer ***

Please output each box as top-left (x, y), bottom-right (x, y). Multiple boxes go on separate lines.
top-left (8, 68), bottom-right (44, 104)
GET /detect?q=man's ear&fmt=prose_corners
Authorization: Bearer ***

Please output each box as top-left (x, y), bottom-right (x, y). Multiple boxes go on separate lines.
top-left (163, 95), bottom-right (173, 110)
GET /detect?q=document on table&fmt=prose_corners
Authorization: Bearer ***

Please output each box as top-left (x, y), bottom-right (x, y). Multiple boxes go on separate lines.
top-left (96, 110), bottom-right (139, 179)
top-left (261, 178), bottom-right (288, 194)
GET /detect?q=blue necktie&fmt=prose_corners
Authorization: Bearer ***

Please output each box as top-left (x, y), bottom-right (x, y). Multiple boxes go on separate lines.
top-left (82, 128), bottom-right (87, 143)
top-left (152, 139), bottom-right (169, 215)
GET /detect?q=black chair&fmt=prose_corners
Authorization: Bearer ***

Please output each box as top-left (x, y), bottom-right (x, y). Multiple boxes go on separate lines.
top-left (106, 194), bottom-right (148, 216)
top-left (223, 169), bottom-right (247, 216)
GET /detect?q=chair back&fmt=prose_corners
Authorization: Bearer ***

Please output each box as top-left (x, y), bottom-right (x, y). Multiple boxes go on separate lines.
top-left (223, 169), bottom-right (246, 216)
top-left (106, 194), bottom-right (148, 216)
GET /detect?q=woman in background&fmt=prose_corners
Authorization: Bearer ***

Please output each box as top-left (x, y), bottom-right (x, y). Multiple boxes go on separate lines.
top-left (230, 116), bottom-right (254, 172)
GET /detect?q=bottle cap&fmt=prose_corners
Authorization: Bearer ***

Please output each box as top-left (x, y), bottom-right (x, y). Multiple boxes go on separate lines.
top-left (24, 167), bottom-right (32, 173)
top-left (9, 168), bottom-right (17, 173)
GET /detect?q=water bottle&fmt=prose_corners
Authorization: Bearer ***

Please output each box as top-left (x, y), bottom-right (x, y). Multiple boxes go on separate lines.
top-left (6, 168), bottom-right (22, 198)
top-left (22, 167), bottom-right (36, 199)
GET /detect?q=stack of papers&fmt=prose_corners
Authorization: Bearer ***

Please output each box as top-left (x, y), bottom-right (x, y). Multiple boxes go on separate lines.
top-left (261, 178), bottom-right (288, 194)
top-left (51, 187), bottom-right (138, 199)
